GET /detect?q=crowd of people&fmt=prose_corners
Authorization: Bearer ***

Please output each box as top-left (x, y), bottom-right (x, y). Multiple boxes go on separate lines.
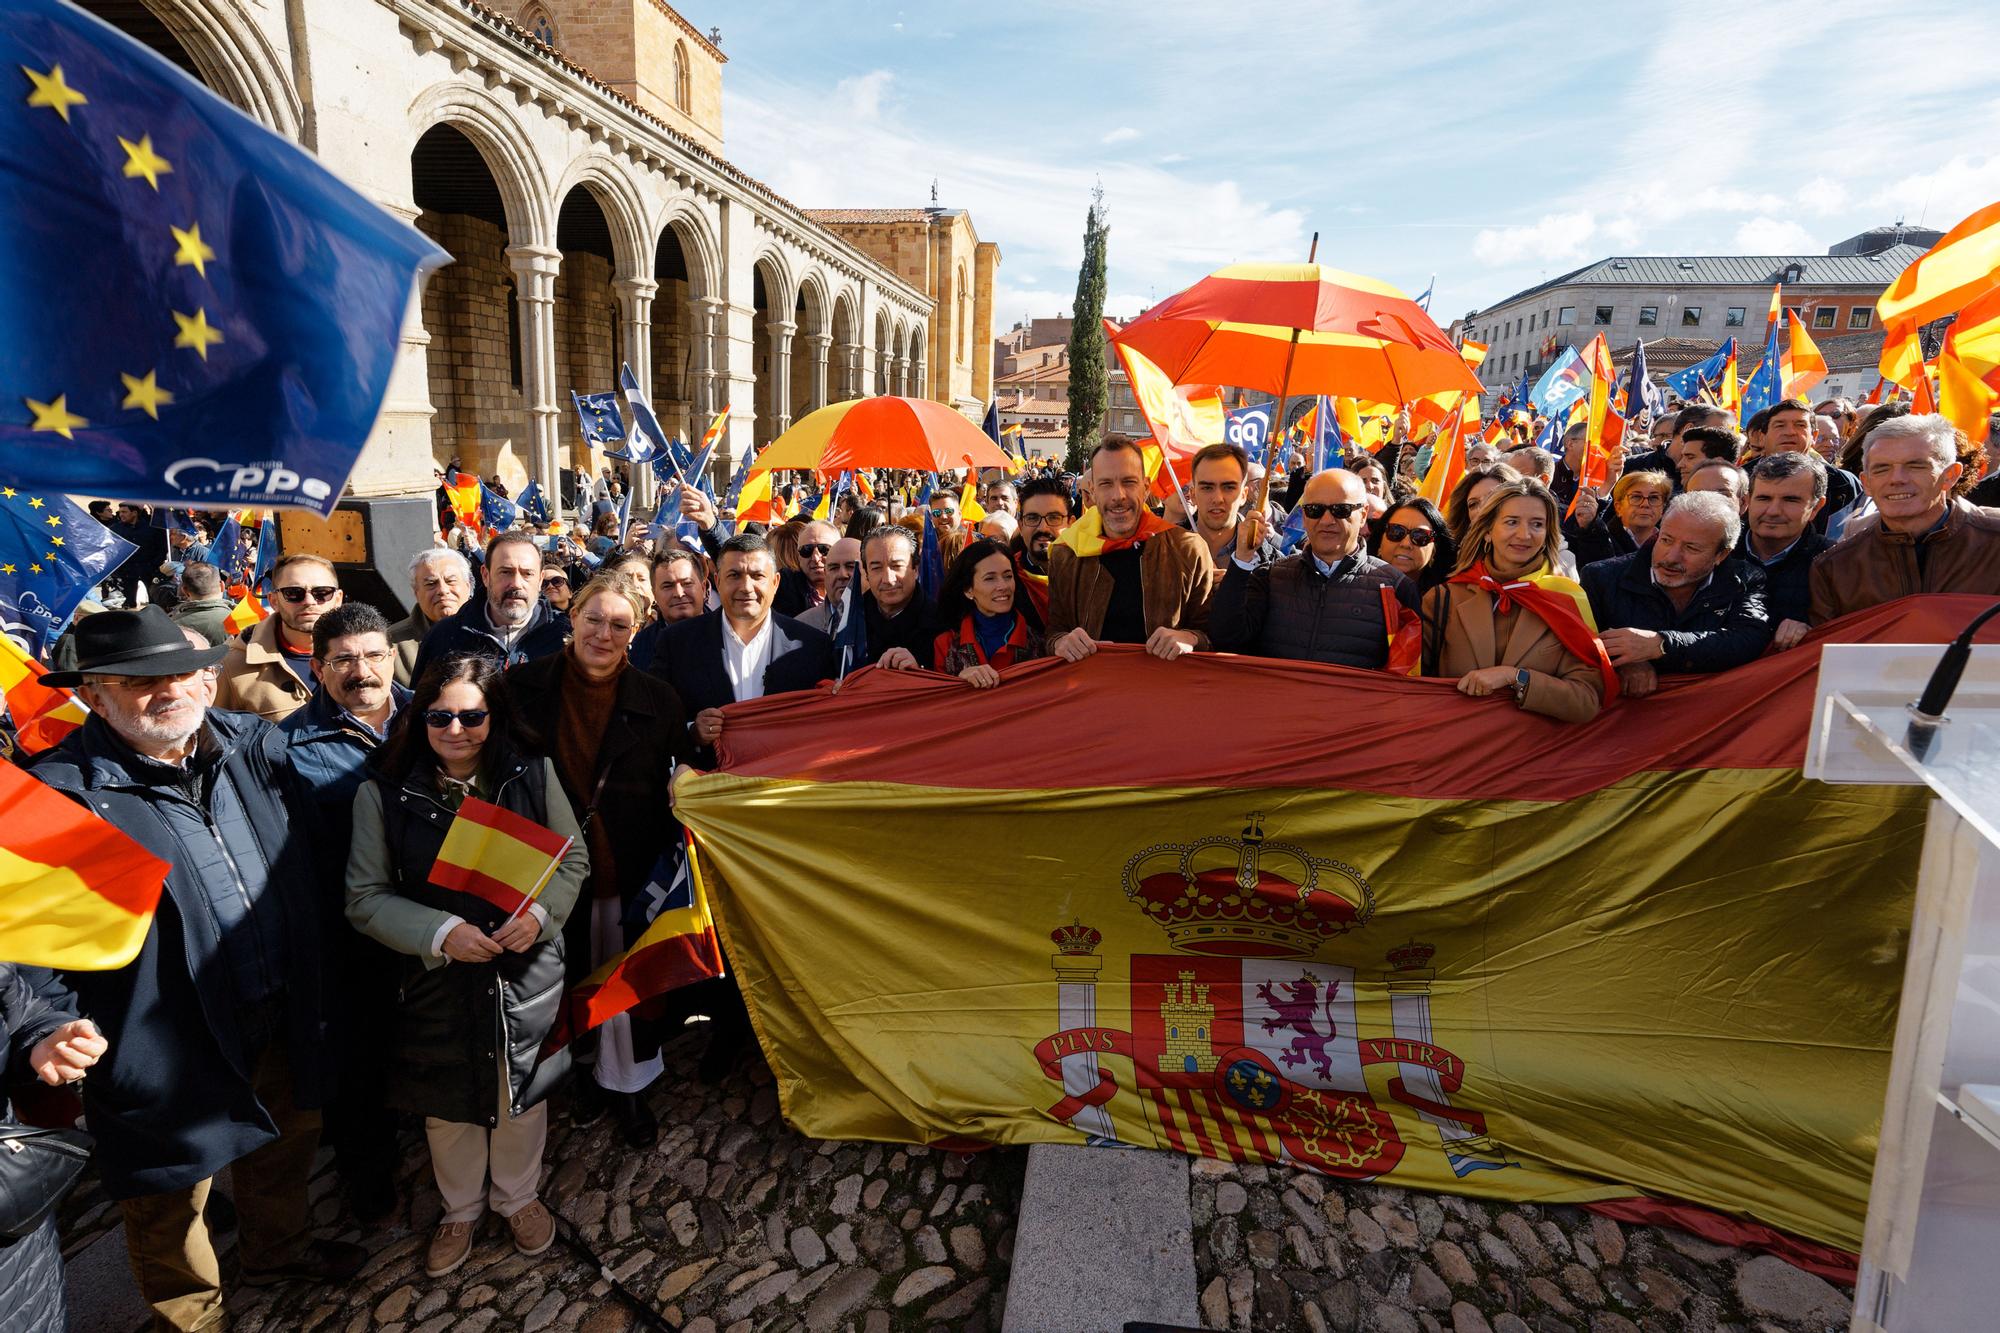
top-left (2, 392), bottom-right (1998, 1331)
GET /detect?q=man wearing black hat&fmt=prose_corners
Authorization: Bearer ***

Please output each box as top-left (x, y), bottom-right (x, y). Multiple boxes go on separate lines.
top-left (28, 606), bottom-right (362, 1330)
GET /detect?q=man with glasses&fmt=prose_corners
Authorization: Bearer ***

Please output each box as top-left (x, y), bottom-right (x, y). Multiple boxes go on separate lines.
top-left (30, 607), bottom-right (363, 1327)
top-left (1011, 476), bottom-right (1072, 624)
top-left (389, 548), bottom-right (473, 686)
top-left (775, 519), bottom-right (840, 616)
top-left (413, 531), bottom-right (570, 678)
top-left (279, 603), bottom-right (409, 1221)
top-left (214, 553), bottom-right (343, 721)
top-left (797, 537), bottom-right (863, 633)
top-left (1209, 469), bottom-right (1419, 667)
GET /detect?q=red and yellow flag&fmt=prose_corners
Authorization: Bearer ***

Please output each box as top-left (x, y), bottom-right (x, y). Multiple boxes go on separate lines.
top-left (674, 595), bottom-right (2000, 1258)
top-left (223, 590), bottom-right (267, 637)
top-left (0, 635), bottom-right (86, 754)
top-left (429, 796), bottom-right (572, 917)
top-left (0, 762), bottom-right (170, 969)
top-left (1783, 311), bottom-right (1827, 398)
top-left (1878, 198), bottom-right (2000, 329)
top-left (1575, 333), bottom-right (1618, 504)
top-left (698, 406), bottom-right (731, 456)
top-left (1938, 335), bottom-right (1999, 445)
top-left (734, 469), bottom-right (780, 524)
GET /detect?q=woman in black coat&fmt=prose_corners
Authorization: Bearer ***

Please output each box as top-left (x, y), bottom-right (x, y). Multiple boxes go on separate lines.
top-left (507, 574), bottom-right (693, 1147)
top-left (0, 965), bottom-right (107, 1333)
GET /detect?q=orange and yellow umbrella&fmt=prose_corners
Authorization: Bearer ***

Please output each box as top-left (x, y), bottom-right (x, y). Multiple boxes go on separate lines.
top-left (1113, 262), bottom-right (1481, 404)
top-left (751, 396), bottom-right (1013, 477)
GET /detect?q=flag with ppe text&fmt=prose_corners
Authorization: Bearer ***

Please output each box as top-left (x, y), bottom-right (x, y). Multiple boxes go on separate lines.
top-left (672, 596), bottom-right (2000, 1258)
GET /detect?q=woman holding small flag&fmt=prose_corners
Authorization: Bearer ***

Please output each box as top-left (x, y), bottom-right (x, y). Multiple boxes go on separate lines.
top-left (345, 654), bottom-right (588, 1280)
top-left (508, 576), bottom-right (692, 1148)
top-left (931, 538), bottom-right (1046, 687)
top-left (1418, 476), bottom-right (1617, 723)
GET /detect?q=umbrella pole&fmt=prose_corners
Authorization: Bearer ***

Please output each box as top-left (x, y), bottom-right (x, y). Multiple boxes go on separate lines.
top-left (1255, 232), bottom-right (1318, 517)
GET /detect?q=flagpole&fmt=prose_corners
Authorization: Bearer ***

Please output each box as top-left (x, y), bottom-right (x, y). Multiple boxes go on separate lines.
top-left (504, 836), bottom-right (575, 925)
top-left (1255, 231), bottom-right (1318, 516)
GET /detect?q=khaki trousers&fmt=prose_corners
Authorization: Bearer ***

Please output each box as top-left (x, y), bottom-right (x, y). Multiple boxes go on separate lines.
top-left (424, 1051), bottom-right (547, 1224)
top-left (118, 1042), bottom-right (320, 1332)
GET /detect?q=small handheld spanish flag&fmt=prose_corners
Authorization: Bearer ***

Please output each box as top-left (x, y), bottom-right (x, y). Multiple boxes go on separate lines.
top-left (223, 589), bottom-right (267, 637)
top-left (0, 634), bottom-right (86, 754)
top-left (0, 763), bottom-right (169, 969)
top-left (429, 796), bottom-right (573, 920)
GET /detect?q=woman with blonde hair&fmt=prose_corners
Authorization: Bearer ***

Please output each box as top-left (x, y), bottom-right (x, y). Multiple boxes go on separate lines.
top-left (1418, 476), bottom-right (1616, 724)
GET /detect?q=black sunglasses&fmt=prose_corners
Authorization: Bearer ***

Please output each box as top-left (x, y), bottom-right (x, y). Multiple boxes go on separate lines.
top-left (276, 585), bottom-right (338, 604)
top-left (1382, 523), bottom-right (1435, 547)
top-left (797, 543), bottom-right (832, 559)
top-left (543, 574), bottom-right (569, 587)
top-left (1299, 502), bottom-right (1367, 521)
top-left (423, 708), bottom-right (489, 729)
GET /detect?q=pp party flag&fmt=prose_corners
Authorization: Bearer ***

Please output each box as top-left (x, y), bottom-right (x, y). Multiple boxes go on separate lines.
top-left (0, 486), bottom-right (135, 655)
top-left (673, 595), bottom-right (2000, 1262)
top-left (0, 0), bottom-right (446, 516)
top-left (223, 588), bottom-right (267, 636)
top-left (543, 834), bottom-right (724, 1056)
top-left (1783, 312), bottom-right (1827, 399)
top-left (0, 760), bottom-right (169, 970)
top-left (430, 796), bottom-right (573, 920)
top-left (517, 479), bottom-right (551, 527)
top-left (1223, 404), bottom-right (1272, 467)
top-left (1529, 346), bottom-right (1589, 414)
top-left (572, 389), bottom-right (627, 451)
top-left (829, 578), bottom-right (869, 682)
top-left (479, 483), bottom-right (517, 533)
top-left (0, 632), bottom-right (85, 754)
top-left (1878, 198), bottom-right (2000, 330)
top-left (619, 364), bottom-right (677, 475)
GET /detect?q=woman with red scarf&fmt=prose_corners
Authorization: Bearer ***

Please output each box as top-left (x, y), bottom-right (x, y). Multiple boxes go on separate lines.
top-left (932, 538), bottom-right (1045, 688)
top-left (1418, 476), bottom-right (1617, 723)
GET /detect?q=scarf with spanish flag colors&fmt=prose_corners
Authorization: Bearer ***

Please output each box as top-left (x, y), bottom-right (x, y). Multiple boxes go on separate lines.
top-left (673, 595), bottom-right (2000, 1270)
top-left (1054, 505), bottom-right (1179, 557)
top-left (1447, 560), bottom-right (1620, 701)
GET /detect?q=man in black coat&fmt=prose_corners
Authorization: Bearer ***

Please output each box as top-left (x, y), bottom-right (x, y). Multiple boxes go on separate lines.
top-left (1740, 451), bottom-right (1834, 652)
top-left (853, 525), bottom-right (940, 669)
top-left (1580, 492), bottom-right (1774, 697)
top-left (412, 530), bottom-right (569, 682)
top-left (29, 608), bottom-right (362, 1329)
top-left (648, 531), bottom-right (832, 765)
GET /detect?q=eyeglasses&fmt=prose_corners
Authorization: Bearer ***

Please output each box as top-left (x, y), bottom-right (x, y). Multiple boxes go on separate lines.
top-left (542, 575), bottom-right (569, 588)
top-left (320, 649), bottom-right (393, 672)
top-left (423, 708), bottom-right (489, 729)
top-left (797, 543), bottom-right (831, 559)
top-left (276, 585), bottom-right (339, 604)
top-left (1381, 524), bottom-right (1435, 547)
top-left (577, 610), bottom-right (636, 635)
top-left (1299, 502), bottom-right (1367, 521)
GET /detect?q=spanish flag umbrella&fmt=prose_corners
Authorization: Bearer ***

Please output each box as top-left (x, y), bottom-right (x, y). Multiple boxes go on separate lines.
top-left (1111, 259), bottom-right (1481, 406)
top-left (750, 395), bottom-right (1014, 477)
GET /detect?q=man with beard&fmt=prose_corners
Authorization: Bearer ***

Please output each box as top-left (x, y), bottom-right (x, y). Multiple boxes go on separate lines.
top-left (215, 554), bottom-right (345, 721)
top-left (388, 548), bottom-right (472, 685)
top-left (30, 608), bottom-right (363, 1328)
top-left (1046, 438), bottom-right (1213, 662)
top-left (412, 531), bottom-right (569, 679)
top-left (1010, 477), bottom-right (1071, 624)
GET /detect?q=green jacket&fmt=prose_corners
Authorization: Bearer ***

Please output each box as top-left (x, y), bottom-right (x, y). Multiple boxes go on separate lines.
top-left (170, 595), bottom-right (234, 648)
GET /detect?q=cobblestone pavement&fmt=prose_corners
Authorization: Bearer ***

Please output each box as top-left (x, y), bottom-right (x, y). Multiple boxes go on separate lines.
top-left (60, 1022), bottom-right (1025, 1333)
top-left (1189, 1158), bottom-right (1854, 1333)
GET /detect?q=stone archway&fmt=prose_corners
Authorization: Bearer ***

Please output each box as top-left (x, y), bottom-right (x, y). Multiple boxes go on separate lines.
top-left (752, 252), bottom-right (796, 445)
top-left (830, 289), bottom-right (859, 402)
top-left (78, 0), bottom-right (303, 139)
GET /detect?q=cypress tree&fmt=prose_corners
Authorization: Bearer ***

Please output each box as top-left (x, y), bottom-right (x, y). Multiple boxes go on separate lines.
top-left (1064, 188), bottom-right (1109, 472)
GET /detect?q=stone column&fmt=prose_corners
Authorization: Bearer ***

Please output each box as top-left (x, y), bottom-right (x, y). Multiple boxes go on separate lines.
top-left (767, 318), bottom-right (797, 440)
top-left (505, 244), bottom-right (563, 519)
top-left (615, 276), bottom-right (658, 507)
top-left (806, 333), bottom-right (832, 413)
top-left (895, 355), bottom-right (911, 397)
top-left (694, 294), bottom-right (727, 421)
top-left (846, 344), bottom-right (865, 401)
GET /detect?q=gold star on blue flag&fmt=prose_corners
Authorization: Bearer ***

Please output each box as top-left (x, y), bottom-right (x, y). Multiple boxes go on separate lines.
top-left (2, 0), bottom-right (447, 516)
top-left (0, 488), bottom-right (133, 654)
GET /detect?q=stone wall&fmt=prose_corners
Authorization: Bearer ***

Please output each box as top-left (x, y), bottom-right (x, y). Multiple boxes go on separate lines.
top-left (553, 248), bottom-right (616, 468)
top-left (538, 0), bottom-right (724, 151)
top-left (416, 210), bottom-right (528, 480)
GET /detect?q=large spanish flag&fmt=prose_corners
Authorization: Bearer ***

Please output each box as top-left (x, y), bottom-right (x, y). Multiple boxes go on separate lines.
top-left (0, 762), bottom-right (170, 969)
top-left (674, 596), bottom-right (1998, 1259)
top-left (429, 796), bottom-right (572, 917)
top-left (0, 634), bottom-right (86, 754)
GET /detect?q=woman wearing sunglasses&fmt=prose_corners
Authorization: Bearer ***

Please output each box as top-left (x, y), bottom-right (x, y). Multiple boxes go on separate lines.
top-left (1368, 497), bottom-right (1457, 595)
top-left (345, 653), bottom-right (588, 1280)
top-left (1418, 476), bottom-right (1615, 723)
top-left (508, 576), bottom-right (691, 1147)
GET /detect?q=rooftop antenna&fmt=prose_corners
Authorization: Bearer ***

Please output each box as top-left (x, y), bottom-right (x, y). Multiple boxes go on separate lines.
top-left (930, 178), bottom-right (939, 205)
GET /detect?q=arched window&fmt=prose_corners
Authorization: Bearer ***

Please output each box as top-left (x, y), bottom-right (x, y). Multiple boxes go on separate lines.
top-left (522, 4), bottom-right (558, 48)
top-left (673, 43), bottom-right (691, 114)
top-left (505, 278), bottom-right (523, 390)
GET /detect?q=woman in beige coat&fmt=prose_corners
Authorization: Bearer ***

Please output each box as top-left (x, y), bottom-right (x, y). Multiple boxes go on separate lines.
top-left (1418, 476), bottom-right (1615, 724)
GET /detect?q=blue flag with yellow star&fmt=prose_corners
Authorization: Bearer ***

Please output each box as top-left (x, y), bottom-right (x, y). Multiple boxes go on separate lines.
top-left (0, 0), bottom-right (446, 516)
top-left (0, 487), bottom-right (134, 653)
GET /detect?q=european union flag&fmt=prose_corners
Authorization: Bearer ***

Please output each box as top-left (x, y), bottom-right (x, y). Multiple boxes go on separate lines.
top-left (0, 0), bottom-right (446, 516)
top-left (573, 390), bottom-right (627, 450)
top-left (250, 511), bottom-right (278, 587)
top-left (479, 483), bottom-right (516, 532)
top-left (0, 485), bottom-right (134, 653)
top-left (152, 506), bottom-right (195, 537)
top-left (918, 508), bottom-right (944, 599)
top-left (517, 480), bottom-right (550, 527)
top-left (206, 512), bottom-right (244, 581)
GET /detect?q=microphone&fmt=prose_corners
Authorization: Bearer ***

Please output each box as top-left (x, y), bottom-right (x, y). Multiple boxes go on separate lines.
top-left (1904, 599), bottom-right (2000, 762)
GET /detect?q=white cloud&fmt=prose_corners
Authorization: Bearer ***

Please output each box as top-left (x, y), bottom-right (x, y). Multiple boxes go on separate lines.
top-left (833, 70), bottom-right (894, 121)
top-left (1797, 177), bottom-right (1848, 216)
top-left (1472, 212), bottom-right (1597, 267)
top-left (1869, 154), bottom-right (2000, 232)
top-left (1734, 217), bottom-right (1817, 254)
top-left (1156, 152), bottom-right (1188, 165)
top-left (1101, 127), bottom-right (1141, 145)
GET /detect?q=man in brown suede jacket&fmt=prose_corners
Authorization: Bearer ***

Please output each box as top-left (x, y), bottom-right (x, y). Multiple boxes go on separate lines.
top-left (1046, 437), bottom-right (1213, 662)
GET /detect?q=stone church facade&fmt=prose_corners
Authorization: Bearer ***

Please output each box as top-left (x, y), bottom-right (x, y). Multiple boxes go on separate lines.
top-left (82, 0), bottom-right (998, 511)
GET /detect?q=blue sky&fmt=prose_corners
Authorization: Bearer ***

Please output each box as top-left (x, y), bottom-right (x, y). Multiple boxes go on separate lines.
top-left (718, 1), bottom-right (2000, 329)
